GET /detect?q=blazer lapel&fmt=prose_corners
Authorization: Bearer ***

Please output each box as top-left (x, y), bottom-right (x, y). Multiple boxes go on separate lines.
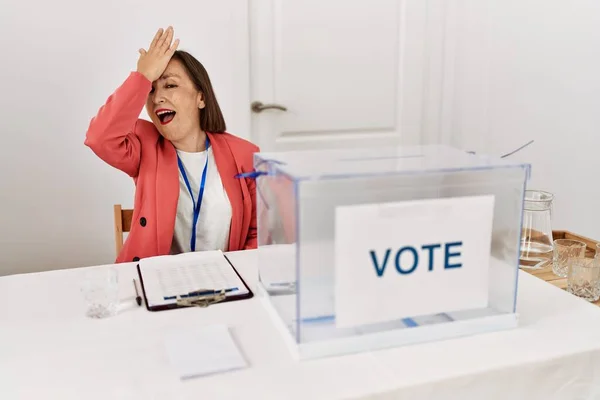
top-left (208, 132), bottom-right (244, 251)
top-left (225, 135), bottom-right (252, 249)
top-left (155, 137), bottom-right (179, 254)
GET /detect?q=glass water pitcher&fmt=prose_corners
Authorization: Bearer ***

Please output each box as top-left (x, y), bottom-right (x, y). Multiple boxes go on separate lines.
top-left (520, 190), bottom-right (554, 267)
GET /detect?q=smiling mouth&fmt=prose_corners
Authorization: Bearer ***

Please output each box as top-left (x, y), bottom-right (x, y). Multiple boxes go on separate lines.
top-left (156, 109), bottom-right (176, 125)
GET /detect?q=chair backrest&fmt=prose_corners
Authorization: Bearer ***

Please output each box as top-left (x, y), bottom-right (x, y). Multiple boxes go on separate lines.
top-left (113, 204), bottom-right (134, 257)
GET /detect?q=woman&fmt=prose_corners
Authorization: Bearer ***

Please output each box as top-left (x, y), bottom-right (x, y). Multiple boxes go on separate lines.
top-left (85, 27), bottom-right (259, 263)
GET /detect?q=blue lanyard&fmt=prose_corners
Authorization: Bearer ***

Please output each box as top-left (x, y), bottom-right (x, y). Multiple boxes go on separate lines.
top-left (176, 138), bottom-right (210, 252)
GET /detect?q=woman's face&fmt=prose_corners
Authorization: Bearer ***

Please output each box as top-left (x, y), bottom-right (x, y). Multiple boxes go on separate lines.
top-left (145, 59), bottom-right (205, 141)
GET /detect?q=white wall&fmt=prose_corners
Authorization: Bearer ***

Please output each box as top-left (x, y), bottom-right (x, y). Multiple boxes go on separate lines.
top-left (0, 0), bottom-right (250, 275)
top-left (437, 0), bottom-right (600, 240)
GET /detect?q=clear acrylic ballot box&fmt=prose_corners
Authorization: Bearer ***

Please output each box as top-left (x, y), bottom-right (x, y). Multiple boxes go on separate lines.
top-left (254, 145), bottom-right (530, 360)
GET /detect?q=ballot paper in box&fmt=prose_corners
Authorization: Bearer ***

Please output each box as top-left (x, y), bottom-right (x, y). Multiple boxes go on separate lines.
top-left (252, 144), bottom-right (530, 360)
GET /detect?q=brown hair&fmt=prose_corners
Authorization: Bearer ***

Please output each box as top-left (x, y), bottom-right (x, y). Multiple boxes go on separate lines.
top-left (172, 50), bottom-right (226, 133)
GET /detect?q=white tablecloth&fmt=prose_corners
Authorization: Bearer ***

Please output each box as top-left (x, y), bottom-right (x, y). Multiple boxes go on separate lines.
top-left (1, 250), bottom-right (600, 399)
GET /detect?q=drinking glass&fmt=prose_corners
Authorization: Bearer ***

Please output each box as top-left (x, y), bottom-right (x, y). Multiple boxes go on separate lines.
top-left (552, 239), bottom-right (586, 278)
top-left (81, 267), bottom-right (119, 318)
top-left (567, 258), bottom-right (600, 302)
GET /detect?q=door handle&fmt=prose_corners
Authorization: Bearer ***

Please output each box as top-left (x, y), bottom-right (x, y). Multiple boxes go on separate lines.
top-left (251, 101), bottom-right (288, 113)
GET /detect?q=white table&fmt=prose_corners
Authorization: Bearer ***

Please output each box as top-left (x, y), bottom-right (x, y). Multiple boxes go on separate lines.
top-left (2, 250), bottom-right (600, 400)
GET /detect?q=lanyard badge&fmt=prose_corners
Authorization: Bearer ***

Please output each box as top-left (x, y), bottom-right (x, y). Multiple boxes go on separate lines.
top-left (176, 137), bottom-right (210, 252)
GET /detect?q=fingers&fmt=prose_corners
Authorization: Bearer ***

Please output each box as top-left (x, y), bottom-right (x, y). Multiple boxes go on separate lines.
top-left (159, 26), bottom-right (174, 52)
top-left (146, 26), bottom-right (175, 56)
top-left (138, 48), bottom-right (147, 56)
top-left (149, 28), bottom-right (163, 50)
top-left (168, 38), bottom-right (180, 55)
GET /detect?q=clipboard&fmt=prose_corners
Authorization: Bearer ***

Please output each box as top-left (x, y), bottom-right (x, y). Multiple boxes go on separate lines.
top-left (136, 252), bottom-right (253, 312)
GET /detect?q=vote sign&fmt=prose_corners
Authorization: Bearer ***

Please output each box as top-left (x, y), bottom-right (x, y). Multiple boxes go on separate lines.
top-left (334, 195), bottom-right (495, 328)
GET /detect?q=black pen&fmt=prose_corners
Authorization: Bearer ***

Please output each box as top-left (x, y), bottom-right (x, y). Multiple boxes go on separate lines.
top-left (133, 279), bottom-right (142, 306)
top-left (163, 287), bottom-right (238, 301)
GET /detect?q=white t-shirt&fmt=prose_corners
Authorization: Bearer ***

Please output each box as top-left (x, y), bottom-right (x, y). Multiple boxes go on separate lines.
top-left (170, 147), bottom-right (232, 254)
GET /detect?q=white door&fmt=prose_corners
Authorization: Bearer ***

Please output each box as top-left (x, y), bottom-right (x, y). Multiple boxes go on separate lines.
top-left (249, 0), bottom-right (434, 152)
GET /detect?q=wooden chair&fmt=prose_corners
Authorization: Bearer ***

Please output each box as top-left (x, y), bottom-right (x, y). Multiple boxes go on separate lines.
top-left (113, 204), bottom-right (134, 257)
